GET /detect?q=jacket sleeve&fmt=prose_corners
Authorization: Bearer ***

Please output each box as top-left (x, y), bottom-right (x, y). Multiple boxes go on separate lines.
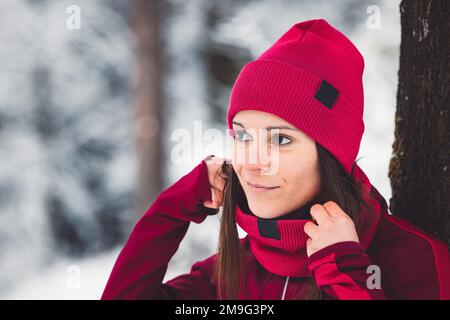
top-left (101, 156), bottom-right (219, 300)
top-left (307, 241), bottom-right (387, 300)
top-left (384, 237), bottom-right (450, 300)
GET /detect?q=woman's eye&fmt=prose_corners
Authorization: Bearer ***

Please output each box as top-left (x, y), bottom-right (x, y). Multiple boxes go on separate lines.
top-left (272, 134), bottom-right (292, 147)
top-left (233, 130), bottom-right (252, 142)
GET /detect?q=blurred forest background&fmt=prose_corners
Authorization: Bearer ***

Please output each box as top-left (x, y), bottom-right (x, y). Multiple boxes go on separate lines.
top-left (0, 0), bottom-right (403, 298)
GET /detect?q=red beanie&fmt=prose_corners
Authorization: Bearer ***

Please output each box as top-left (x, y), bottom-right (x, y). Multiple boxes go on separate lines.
top-left (227, 19), bottom-right (365, 174)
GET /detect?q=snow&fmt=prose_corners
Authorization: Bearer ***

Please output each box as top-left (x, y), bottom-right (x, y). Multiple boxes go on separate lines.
top-left (4, 249), bottom-right (120, 299)
top-left (0, 0), bottom-right (135, 297)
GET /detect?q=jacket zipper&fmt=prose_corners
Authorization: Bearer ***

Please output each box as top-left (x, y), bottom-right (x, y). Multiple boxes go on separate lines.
top-left (281, 276), bottom-right (290, 300)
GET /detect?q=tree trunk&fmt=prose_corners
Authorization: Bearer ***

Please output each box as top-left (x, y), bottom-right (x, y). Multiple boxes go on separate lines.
top-left (389, 0), bottom-right (450, 245)
top-left (131, 0), bottom-right (165, 218)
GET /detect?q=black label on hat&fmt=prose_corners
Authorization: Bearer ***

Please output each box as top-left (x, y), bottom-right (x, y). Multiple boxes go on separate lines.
top-left (315, 80), bottom-right (339, 109)
top-left (257, 219), bottom-right (281, 240)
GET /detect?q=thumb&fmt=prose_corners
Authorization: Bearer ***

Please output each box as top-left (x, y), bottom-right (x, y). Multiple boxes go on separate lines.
top-left (203, 200), bottom-right (219, 209)
top-left (306, 238), bottom-right (313, 257)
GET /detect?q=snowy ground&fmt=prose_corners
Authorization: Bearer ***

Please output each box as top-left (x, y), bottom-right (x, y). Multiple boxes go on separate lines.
top-left (3, 214), bottom-right (230, 299)
top-left (3, 249), bottom-right (120, 300)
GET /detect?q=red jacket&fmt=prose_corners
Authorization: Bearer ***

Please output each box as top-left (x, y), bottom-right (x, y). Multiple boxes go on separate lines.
top-left (101, 158), bottom-right (450, 300)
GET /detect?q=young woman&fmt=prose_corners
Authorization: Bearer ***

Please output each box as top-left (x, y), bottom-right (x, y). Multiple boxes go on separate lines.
top-left (102, 19), bottom-right (450, 300)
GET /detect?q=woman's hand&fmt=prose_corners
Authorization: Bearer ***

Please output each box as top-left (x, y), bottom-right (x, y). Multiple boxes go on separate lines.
top-left (303, 201), bottom-right (360, 257)
top-left (203, 155), bottom-right (230, 209)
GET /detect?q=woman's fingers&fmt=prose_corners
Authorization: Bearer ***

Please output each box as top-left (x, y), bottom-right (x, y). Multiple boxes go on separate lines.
top-left (303, 221), bottom-right (319, 238)
top-left (204, 155), bottom-right (230, 209)
top-left (204, 186), bottom-right (222, 209)
top-left (211, 183), bottom-right (216, 203)
top-left (323, 201), bottom-right (346, 218)
top-left (204, 187), bottom-right (221, 208)
top-left (309, 204), bottom-right (331, 226)
top-left (203, 200), bottom-right (218, 209)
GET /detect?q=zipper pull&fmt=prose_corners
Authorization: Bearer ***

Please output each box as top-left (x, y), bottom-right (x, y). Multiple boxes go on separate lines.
top-left (281, 276), bottom-right (290, 300)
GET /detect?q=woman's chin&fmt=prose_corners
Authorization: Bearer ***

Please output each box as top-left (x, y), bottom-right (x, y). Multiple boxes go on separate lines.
top-left (247, 202), bottom-right (283, 219)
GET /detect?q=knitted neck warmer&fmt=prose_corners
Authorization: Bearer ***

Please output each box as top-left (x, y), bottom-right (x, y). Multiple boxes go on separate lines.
top-left (235, 196), bottom-right (314, 277)
top-left (235, 164), bottom-right (384, 278)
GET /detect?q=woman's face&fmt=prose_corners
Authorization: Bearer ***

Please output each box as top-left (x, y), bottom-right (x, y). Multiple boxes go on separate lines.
top-left (231, 110), bottom-right (322, 219)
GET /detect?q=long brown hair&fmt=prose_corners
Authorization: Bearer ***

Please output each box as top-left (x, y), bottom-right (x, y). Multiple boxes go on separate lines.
top-left (211, 142), bottom-right (377, 300)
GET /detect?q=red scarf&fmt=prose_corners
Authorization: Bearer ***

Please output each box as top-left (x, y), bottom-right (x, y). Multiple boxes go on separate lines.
top-left (235, 164), bottom-right (385, 277)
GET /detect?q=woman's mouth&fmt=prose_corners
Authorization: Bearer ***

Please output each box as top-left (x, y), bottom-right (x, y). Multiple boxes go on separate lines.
top-left (246, 182), bottom-right (280, 194)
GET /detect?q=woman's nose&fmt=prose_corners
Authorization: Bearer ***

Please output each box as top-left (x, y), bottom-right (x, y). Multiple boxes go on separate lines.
top-left (243, 137), bottom-right (272, 170)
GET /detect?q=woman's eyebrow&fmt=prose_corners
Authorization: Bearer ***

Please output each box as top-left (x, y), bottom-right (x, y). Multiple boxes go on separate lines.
top-left (232, 121), bottom-right (299, 131)
top-left (265, 126), bottom-right (299, 132)
top-left (231, 121), bottom-right (245, 128)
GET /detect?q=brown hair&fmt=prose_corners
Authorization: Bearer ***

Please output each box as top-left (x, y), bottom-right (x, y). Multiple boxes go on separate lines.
top-left (211, 142), bottom-right (377, 300)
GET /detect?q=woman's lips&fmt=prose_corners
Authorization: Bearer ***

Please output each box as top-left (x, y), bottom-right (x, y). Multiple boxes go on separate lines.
top-left (247, 182), bottom-right (280, 194)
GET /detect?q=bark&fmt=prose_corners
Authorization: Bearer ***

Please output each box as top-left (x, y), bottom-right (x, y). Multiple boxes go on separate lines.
top-left (131, 0), bottom-right (165, 217)
top-left (389, 0), bottom-right (450, 245)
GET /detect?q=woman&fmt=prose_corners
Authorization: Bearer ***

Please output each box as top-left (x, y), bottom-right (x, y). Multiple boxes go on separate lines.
top-left (102, 19), bottom-right (449, 300)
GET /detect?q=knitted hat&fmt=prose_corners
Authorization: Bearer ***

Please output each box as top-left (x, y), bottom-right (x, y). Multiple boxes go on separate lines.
top-left (227, 19), bottom-right (365, 174)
